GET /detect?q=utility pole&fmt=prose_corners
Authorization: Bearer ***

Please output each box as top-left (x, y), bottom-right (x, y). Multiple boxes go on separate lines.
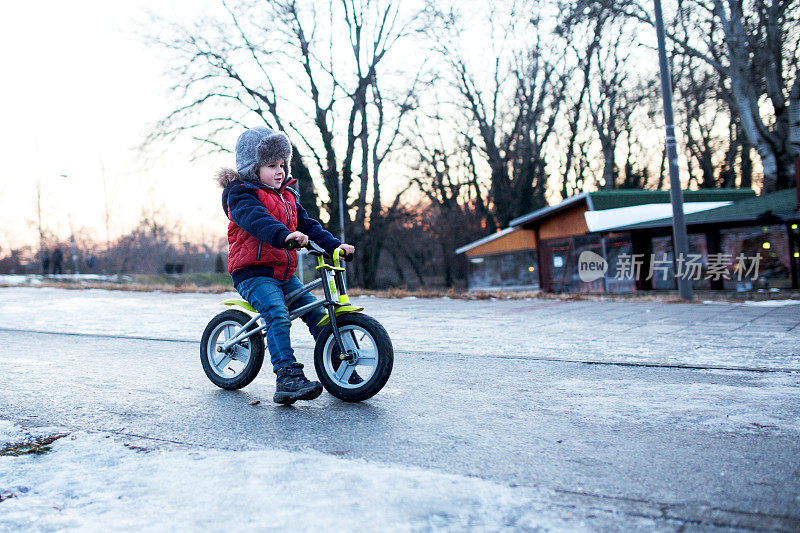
top-left (68, 214), bottom-right (80, 275)
top-left (60, 174), bottom-right (80, 275)
top-left (336, 175), bottom-right (350, 283)
top-left (653, 0), bottom-right (693, 300)
top-left (36, 180), bottom-right (45, 272)
top-left (101, 162), bottom-right (111, 246)
top-left (337, 176), bottom-right (346, 243)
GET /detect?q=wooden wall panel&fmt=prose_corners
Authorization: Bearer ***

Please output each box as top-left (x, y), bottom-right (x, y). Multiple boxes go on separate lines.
top-left (465, 229), bottom-right (537, 257)
top-left (538, 206), bottom-right (589, 240)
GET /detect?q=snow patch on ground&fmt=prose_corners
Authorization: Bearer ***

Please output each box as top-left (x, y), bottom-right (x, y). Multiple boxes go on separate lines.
top-left (0, 422), bottom-right (581, 532)
top-left (742, 300), bottom-right (800, 307)
top-left (0, 275), bottom-right (42, 286)
top-left (0, 420), bottom-right (21, 443)
top-left (701, 298), bottom-right (800, 307)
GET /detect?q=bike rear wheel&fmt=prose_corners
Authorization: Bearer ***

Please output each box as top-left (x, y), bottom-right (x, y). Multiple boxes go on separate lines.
top-left (200, 310), bottom-right (265, 390)
top-left (314, 313), bottom-right (393, 402)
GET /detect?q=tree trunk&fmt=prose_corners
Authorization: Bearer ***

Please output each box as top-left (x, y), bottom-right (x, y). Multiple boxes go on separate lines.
top-left (714, 0), bottom-right (779, 192)
top-left (388, 248), bottom-right (407, 286)
top-left (440, 241), bottom-right (453, 288)
top-left (403, 248), bottom-right (426, 287)
top-left (787, 74), bottom-right (800, 185)
top-left (740, 141), bottom-right (753, 189)
top-left (290, 149), bottom-right (319, 221)
top-left (601, 142), bottom-right (616, 189)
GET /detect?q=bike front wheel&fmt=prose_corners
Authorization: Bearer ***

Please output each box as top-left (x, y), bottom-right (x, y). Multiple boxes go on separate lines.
top-left (314, 313), bottom-right (393, 402)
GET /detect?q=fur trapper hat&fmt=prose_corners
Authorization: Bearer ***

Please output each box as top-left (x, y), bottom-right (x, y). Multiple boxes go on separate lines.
top-left (234, 126), bottom-right (292, 182)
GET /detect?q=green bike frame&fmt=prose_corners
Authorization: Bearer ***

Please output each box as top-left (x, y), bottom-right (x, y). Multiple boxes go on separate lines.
top-left (216, 245), bottom-right (363, 358)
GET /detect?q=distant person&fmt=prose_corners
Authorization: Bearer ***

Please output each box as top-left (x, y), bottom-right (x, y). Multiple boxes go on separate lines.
top-left (51, 248), bottom-right (63, 275)
top-left (42, 253), bottom-right (50, 276)
top-left (217, 127), bottom-right (355, 404)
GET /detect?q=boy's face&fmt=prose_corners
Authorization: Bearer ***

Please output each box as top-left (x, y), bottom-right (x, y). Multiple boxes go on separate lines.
top-left (258, 159), bottom-right (286, 188)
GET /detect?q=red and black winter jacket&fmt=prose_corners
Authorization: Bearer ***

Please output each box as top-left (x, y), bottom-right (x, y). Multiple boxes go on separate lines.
top-left (219, 170), bottom-right (340, 286)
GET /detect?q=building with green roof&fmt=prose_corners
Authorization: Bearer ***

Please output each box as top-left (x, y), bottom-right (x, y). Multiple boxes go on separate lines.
top-left (456, 188), bottom-right (799, 293)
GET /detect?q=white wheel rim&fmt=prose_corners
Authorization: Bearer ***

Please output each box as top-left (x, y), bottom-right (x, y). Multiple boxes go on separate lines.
top-left (322, 325), bottom-right (379, 389)
top-left (207, 320), bottom-right (252, 379)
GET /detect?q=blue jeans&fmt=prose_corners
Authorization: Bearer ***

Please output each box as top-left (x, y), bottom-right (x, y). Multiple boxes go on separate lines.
top-left (235, 275), bottom-right (327, 373)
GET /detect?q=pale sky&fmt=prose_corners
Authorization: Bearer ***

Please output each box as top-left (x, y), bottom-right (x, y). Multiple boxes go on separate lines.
top-left (0, 0), bottom-right (465, 254)
top-left (0, 0), bottom-right (230, 252)
top-left (0, 0), bottom-right (440, 253)
top-left (0, 1), bottom-right (684, 255)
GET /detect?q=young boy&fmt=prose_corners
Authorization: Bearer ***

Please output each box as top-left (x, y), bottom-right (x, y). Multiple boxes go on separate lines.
top-left (217, 126), bottom-right (356, 404)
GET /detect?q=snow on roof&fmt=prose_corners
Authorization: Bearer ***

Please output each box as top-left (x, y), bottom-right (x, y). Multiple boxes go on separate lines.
top-left (454, 227), bottom-right (519, 255)
top-left (508, 193), bottom-right (590, 226)
top-left (584, 202), bottom-right (733, 232)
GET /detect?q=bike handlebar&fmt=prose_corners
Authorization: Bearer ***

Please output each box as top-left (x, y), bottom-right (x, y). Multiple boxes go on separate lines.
top-left (284, 239), bottom-right (354, 262)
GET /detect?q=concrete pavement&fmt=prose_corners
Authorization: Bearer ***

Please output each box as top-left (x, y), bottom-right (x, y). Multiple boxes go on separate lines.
top-left (0, 287), bottom-right (798, 530)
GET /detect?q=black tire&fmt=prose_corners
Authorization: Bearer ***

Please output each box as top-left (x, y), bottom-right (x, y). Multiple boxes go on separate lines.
top-left (200, 310), bottom-right (265, 390)
top-left (314, 313), bottom-right (393, 402)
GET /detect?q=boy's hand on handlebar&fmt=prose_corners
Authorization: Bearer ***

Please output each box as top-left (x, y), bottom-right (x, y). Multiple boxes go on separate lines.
top-left (285, 231), bottom-right (309, 247)
top-left (336, 243), bottom-right (355, 261)
top-left (337, 243), bottom-right (355, 255)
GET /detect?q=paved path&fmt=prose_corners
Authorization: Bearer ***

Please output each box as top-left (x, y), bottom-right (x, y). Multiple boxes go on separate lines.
top-left (1, 288), bottom-right (798, 530)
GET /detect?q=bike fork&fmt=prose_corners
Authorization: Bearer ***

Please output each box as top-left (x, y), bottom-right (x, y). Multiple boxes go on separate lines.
top-left (327, 304), bottom-right (348, 358)
top-left (320, 268), bottom-right (351, 361)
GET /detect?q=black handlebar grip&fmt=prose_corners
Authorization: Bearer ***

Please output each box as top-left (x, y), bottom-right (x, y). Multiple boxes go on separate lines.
top-left (343, 252), bottom-right (354, 262)
top-left (285, 239), bottom-right (300, 251)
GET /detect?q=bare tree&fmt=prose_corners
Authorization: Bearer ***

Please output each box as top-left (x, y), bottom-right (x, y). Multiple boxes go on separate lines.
top-left (558, 3), bottom-right (662, 191)
top-left (586, 24), bottom-right (648, 189)
top-left (403, 110), bottom-right (485, 286)
top-left (577, 0), bottom-right (800, 192)
top-left (142, 0), bottom-right (423, 286)
top-left (558, 18), bottom-right (602, 198)
top-left (421, 0), bottom-right (571, 229)
top-left (672, 51), bottom-right (730, 188)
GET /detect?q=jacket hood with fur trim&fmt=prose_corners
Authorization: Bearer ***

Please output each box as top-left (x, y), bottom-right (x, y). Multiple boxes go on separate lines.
top-left (216, 168), bottom-right (296, 191)
top-left (216, 168), bottom-right (242, 189)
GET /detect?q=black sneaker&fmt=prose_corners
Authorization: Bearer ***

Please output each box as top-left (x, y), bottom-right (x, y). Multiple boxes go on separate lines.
top-left (273, 362), bottom-right (323, 405)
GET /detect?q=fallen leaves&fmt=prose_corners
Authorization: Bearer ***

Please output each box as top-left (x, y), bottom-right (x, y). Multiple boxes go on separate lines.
top-left (124, 444), bottom-right (152, 454)
top-left (0, 433), bottom-right (69, 457)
